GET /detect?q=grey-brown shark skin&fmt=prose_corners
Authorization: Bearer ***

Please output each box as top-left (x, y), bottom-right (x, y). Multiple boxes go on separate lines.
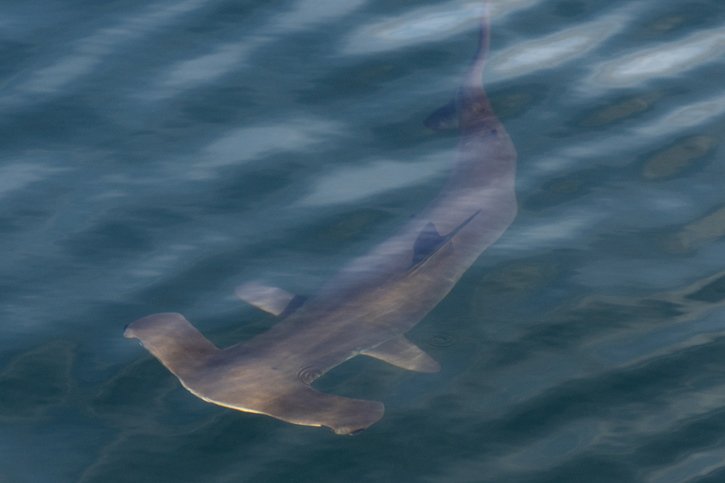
top-left (124, 12), bottom-right (517, 436)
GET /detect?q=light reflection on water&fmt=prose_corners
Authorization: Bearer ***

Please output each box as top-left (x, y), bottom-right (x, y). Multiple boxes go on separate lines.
top-left (590, 26), bottom-right (725, 88)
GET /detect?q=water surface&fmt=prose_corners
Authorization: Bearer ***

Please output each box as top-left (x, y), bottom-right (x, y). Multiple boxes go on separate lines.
top-left (2, 0), bottom-right (725, 481)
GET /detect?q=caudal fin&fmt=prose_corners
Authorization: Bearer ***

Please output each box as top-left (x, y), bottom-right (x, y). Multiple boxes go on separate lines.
top-left (425, 3), bottom-right (492, 131)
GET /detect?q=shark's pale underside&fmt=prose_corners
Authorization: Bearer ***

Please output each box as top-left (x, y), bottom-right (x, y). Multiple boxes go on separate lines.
top-left (125, 6), bottom-right (517, 435)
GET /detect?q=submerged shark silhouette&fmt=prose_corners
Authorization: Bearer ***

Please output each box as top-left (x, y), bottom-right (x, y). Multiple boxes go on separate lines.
top-left (124, 7), bottom-right (517, 435)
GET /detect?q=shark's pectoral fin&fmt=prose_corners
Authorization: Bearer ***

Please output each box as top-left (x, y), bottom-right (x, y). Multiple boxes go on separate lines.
top-left (362, 336), bottom-right (440, 373)
top-left (424, 99), bottom-right (459, 131)
top-left (235, 282), bottom-right (305, 316)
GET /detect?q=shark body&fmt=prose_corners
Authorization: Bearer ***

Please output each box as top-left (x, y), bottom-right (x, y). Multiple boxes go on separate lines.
top-left (125, 10), bottom-right (517, 435)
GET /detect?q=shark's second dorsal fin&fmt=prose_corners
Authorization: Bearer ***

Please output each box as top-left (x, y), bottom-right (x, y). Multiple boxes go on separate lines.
top-left (235, 282), bottom-right (304, 317)
top-left (362, 336), bottom-right (440, 373)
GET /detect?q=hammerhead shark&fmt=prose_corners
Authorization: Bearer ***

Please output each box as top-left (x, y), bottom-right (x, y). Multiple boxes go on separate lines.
top-left (124, 7), bottom-right (517, 435)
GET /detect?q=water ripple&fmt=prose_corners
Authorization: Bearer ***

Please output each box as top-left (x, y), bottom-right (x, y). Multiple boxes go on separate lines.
top-left (142, 0), bottom-right (367, 100)
top-left (590, 26), bottom-right (725, 88)
top-left (298, 152), bottom-right (450, 206)
top-left (341, 0), bottom-right (546, 55)
top-left (4, 0), bottom-right (725, 481)
top-left (3, 0), bottom-right (212, 106)
top-left (492, 3), bottom-right (643, 81)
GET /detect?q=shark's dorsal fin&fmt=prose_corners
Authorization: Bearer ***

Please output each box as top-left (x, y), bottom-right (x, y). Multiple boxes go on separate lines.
top-left (235, 282), bottom-right (304, 316)
top-left (411, 211), bottom-right (481, 269)
top-left (412, 222), bottom-right (446, 266)
top-left (362, 336), bottom-right (440, 373)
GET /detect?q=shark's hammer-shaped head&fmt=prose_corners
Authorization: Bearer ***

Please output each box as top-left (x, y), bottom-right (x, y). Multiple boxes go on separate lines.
top-left (124, 312), bottom-right (385, 435)
top-left (124, 312), bottom-right (219, 379)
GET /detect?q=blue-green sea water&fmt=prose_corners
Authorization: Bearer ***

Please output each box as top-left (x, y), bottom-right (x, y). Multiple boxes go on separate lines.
top-left (2, 0), bottom-right (724, 481)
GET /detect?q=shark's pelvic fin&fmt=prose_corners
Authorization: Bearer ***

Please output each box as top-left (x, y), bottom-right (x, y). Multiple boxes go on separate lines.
top-left (235, 282), bottom-right (303, 316)
top-left (424, 99), bottom-right (459, 131)
top-left (362, 336), bottom-right (440, 373)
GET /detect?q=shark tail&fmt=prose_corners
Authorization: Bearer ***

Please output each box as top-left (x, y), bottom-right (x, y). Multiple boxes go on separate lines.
top-left (424, 3), bottom-right (491, 132)
top-left (466, 1), bottom-right (491, 90)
